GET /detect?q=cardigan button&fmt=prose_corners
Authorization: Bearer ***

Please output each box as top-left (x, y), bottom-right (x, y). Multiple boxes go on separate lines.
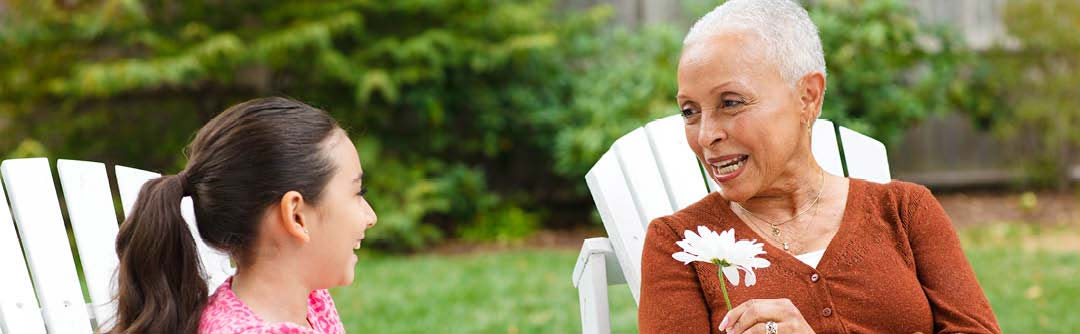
top-left (810, 273), bottom-right (820, 282)
top-left (821, 307), bottom-right (833, 317)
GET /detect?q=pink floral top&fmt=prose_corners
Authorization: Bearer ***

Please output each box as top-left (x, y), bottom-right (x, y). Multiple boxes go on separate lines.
top-left (199, 277), bottom-right (345, 334)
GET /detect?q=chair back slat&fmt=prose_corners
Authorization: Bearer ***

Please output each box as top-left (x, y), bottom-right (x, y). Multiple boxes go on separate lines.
top-left (838, 126), bottom-right (891, 183)
top-left (643, 115), bottom-right (709, 210)
top-left (584, 152), bottom-right (647, 303)
top-left (114, 165), bottom-right (160, 217)
top-left (812, 120), bottom-right (845, 177)
top-left (0, 170), bottom-right (47, 334)
top-left (612, 128), bottom-right (676, 228)
top-left (56, 159), bottom-right (121, 328)
top-left (0, 158), bottom-right (93, 333)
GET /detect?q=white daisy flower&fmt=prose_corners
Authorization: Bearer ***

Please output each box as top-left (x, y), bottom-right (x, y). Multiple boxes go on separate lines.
top-left (672, 226), bottom-right (771, 286)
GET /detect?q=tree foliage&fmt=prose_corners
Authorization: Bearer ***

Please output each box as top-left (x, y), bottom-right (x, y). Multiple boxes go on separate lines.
top-left (0, 0), bottom-right (983, 250)
top-left (1, 0), bottom-right (619, 250)
top-left (810, 0), bottom-right (979, 144)
top-left (969, 0), bottom-right (1080, 187)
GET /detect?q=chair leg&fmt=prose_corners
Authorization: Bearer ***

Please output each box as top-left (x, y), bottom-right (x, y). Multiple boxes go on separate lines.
top-left (577, 252), bottom-right (611, 334)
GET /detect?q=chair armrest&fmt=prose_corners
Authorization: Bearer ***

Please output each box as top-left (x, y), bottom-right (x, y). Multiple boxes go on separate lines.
top-left (572, 237), bottom-right (627, 287)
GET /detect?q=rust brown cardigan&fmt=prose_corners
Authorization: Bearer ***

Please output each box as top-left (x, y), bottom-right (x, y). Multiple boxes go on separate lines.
top-left (639, 178), bottom-right (1000, 334)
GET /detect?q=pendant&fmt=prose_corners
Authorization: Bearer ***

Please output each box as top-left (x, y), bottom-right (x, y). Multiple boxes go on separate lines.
top-left (783, 242), bottom-right (790, 251)
top-left (772, 226), bottom-right (781, 236)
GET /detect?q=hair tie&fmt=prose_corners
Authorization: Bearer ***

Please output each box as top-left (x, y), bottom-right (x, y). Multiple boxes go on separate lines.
top-left (176, 171), bottom-right (193, 196)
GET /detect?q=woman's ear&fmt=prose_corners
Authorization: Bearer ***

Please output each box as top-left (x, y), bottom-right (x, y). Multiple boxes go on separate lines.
top-left (278, 190), bottom-right (310, 243)
top-left (798, 72), bottom-right (826, 121)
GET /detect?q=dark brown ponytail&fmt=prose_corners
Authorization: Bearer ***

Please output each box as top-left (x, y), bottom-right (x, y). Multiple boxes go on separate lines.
top-left (109, 97), bottom-right (340, 334)
top-left (111, 174), bottom-right (207, 334)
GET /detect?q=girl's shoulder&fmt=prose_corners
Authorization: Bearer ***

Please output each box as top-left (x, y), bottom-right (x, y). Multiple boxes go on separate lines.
top-left (199, 279), bottom-right (265, 334)
top-left (198, 279), bottom-right (344, 334)
top-left (306, 289), bottom-right (345, 334)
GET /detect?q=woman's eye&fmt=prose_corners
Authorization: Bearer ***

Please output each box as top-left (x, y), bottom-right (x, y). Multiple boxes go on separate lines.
top-left (722, 99), bottom-right (745, 108)
top-left (681, 108), bottom-right (698, 118)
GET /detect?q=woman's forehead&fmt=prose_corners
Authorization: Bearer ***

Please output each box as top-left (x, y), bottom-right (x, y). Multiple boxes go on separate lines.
top-left (678, 32), bottom-right (786, 94)
top-left (680, 31), bottom-right (766, 71)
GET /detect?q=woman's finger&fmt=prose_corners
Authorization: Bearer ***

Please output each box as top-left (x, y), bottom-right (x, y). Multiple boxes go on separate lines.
top-left (725, 299), bottom-right (781, 334)
top-left (720, 299), bottom-right (753, 331)
top-left (737, 322), bottom-right (769, 334)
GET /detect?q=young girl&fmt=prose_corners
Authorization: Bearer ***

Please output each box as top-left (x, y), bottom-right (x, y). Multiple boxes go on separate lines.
top-left (109, 97), bottom-right (377, 334)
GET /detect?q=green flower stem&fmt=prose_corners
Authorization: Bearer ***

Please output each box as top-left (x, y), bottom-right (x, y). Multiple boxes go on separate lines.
top-left (718, 270), bottom-right (733, 311)
top-left (712, 259), bottom-right (734, 310)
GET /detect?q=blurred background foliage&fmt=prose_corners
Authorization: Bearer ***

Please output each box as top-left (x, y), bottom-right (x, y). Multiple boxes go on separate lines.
top-left (810, 0), bottom-right (985, 145)
top-left (972, 0), bottom-right (1080, 189)
top-left (0, 0), bottom-right (1013, 250)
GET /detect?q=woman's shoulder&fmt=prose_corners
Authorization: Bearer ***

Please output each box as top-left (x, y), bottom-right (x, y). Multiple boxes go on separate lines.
top-left (649, 192), bottom-right (728, 234)
top-left (849, 177), bottom-right (936, 208)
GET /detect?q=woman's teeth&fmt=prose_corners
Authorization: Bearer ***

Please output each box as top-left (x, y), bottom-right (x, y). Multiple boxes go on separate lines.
top-left (354, 241), bottom-right (362, 250)
top-left (714, 157), bottom-right (746, 175)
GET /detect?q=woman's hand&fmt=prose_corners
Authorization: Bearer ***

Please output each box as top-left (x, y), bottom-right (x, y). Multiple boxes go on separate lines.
top-left (720, 299), bottom-right (815, 334)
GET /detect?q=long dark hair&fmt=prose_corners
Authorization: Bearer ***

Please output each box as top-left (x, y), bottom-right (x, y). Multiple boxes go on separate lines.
top-left (109, 97), bottom-right (340, 334)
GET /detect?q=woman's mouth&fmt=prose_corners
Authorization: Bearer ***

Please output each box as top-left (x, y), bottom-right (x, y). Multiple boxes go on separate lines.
top-left (709, 155), bottom-right (749, 182)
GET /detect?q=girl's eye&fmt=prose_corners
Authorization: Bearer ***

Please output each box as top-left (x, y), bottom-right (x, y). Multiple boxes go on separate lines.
top-left (357, 187), bottom-right (368, 197)
top-left (681, 108), bottom-right (698, 118)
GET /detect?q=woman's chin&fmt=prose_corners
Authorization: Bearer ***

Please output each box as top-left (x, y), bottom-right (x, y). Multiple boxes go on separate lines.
top-left (715, 180), bottom-right (755, 203)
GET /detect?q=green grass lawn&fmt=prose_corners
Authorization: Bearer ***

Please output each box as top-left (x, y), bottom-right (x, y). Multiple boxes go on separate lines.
top-left (959, 223), bottom-right (1080, 333)
top-left (332, 223), bottom-right (1080, 333)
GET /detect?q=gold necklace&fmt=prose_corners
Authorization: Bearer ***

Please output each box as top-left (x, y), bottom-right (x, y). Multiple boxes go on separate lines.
top-left (734, 169), bottom-right (825, 251)
top-left (746, 198), bottom-right (820, 253)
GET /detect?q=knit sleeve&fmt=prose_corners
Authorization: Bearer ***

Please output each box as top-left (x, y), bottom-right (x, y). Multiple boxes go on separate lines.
top-left (639, 216), bottom-right (712, 334)
top-left (902, 184), bottom-right (1001, 334)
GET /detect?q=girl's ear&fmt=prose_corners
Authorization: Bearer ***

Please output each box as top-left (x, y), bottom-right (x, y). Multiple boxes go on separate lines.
top-left (277, 190), bottom-right (310, 243)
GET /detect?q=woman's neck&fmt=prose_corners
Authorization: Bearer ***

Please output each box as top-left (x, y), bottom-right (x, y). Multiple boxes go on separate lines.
top-left (737, 164), bottom-right (828, 220)
top-left (231, 265), bottom-right (312, 328)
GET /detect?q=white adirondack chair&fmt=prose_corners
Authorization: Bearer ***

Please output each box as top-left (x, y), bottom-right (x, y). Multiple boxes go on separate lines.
top-left (571, 115), bottom-right (890, 334)
top-left (0, 157), bottom-right (235, 333)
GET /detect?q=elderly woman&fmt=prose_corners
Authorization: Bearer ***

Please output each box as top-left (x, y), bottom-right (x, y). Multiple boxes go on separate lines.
top-left (638, 1), bottom-right (1001, 334)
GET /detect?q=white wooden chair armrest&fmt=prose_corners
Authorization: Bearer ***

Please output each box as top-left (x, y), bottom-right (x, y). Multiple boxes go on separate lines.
top-left (572, 238), bottom-right (622, 334)
top-left (572, 237), bottom-right (625, 287)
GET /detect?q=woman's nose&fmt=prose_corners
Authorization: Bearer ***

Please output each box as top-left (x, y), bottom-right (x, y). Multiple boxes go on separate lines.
top-left (697, 114), bottom-right (728, 148)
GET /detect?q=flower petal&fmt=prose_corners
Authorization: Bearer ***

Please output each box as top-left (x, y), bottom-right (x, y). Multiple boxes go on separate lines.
top-left (740, 266), bottom-right (758, 286)
top-left (672, 252), bottom-right (699, 264)
top-left (749, 257), bottom-right (771, 268)
top-left (675, 240), bottom-right (694, 253)
top-left (684, 229), bottom-right (703, 243)
top-left (696, 226), bottom-right (713, 239)
top-left (719, 228), bottom-right (736, 245)
top-left (721, 266), bottom-right (740, 286)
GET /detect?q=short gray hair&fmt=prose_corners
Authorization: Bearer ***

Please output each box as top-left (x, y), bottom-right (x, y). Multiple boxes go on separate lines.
top-left (683, 0), bottom-right (827, 86)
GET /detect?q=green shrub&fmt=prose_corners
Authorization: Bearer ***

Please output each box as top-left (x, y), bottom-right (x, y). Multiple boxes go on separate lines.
top-left (0, 0), bottom-right (986, 250)
top-left (967, 0), bottom-right (1080, 188)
